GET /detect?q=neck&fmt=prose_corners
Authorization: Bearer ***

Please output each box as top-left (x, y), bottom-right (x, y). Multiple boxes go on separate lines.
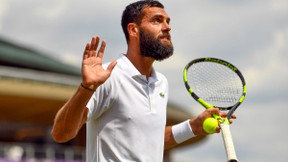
top-left (126, 43), bottom-right (154, 79)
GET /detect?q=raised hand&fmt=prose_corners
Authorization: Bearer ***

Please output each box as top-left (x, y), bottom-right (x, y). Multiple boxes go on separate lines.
top-left (81, 36), bottom-right (117, 90)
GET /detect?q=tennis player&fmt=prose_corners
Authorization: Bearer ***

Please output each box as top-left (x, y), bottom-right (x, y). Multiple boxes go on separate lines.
top-left (52, 0), bottom-right (235, 161)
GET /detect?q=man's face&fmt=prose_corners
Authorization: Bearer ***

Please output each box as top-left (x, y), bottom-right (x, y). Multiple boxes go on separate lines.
top-left (138, 7), bottom-right (174, 61)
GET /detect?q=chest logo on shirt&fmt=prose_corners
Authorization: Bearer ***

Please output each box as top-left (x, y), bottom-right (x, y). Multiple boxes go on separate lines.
top-left (160, 92), bottom-right (165, 98)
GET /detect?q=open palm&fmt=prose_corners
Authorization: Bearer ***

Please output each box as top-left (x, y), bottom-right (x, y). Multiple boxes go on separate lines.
top-left (81, 36), bottom-right (117, 90)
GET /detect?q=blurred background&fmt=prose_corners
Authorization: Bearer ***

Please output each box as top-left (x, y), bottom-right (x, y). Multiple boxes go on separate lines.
top-left (0, 0), bottom-right (288, 161)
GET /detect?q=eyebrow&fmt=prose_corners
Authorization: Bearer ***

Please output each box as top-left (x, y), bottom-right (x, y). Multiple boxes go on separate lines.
top-left (152, 14), bottom-right (171, 23)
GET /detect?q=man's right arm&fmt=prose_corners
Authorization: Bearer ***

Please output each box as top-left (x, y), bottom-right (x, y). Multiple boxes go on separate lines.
top-left (51, 85), bottom-right (92, 142)
top-left (51, 36), bottom-right (117, 143)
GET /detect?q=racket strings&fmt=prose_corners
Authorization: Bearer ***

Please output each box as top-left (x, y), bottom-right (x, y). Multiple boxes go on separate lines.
top-left (187, 62), bottom-right (243, 107)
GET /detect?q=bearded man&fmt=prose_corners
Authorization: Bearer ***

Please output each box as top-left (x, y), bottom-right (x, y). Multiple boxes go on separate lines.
top-left (52, 1), bottom-right (226, 161)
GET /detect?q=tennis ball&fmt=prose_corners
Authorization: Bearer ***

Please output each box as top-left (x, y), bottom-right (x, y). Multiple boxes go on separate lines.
top-left (203, 117), bottom-right (218, 134)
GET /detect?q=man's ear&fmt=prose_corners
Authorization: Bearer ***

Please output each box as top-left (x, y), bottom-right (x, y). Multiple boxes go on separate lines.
top-left (127, 23), bottom-right (139, 38)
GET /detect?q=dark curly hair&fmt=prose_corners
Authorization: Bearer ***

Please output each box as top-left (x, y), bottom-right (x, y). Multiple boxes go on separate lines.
top-left (121, 0), bottom-right (164, 43)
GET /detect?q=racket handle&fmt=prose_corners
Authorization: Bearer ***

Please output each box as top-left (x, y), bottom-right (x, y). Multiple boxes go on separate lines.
top-left (220, 123), bottom-right (238, 162)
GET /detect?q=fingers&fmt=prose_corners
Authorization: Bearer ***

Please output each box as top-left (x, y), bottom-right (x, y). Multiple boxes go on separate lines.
top-left (210, 108), bottom-right (220, 115)
top-left (218, 112), bottom-right (237, 125)
top-left (107, 61), bottom-right (117, 72)
top-left (231, 114), bottom-right (237, 119)
top-left (201, 108), bottom-right (237, 135)
top-left (205, 108), bottom-right (220, 118)
top-left (97, 39), bottom-right (106, 59)
top-left (90, 36), bottom-right (100, 57)
top-left (217, 126), bottom-right (221, 133)
top-left (219, 113), bottom-right (237, 119)
top-left (83, 43), bottom-right (90, 60)
top-left (83, 36), bottom-right (105, 59)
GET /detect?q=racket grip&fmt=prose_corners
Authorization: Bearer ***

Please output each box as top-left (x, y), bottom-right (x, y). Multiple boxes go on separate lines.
top-left (220, 123), bottom-right (238, 162)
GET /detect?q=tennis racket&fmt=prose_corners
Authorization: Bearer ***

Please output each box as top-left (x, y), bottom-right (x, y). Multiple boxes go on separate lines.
top-left (183, 57), bottom-right (246, 162)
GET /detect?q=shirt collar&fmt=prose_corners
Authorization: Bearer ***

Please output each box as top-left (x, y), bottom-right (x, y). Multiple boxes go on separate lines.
top-left (118, 54), bottom-right (159, 83)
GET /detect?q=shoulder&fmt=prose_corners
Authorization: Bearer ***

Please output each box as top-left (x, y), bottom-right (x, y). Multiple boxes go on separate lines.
top-left (155, 71), bottom-right (167, 80)
top-left (155, 70), bottom-right (168, 84)
top-left (102, 55), bottom-right (124, 73)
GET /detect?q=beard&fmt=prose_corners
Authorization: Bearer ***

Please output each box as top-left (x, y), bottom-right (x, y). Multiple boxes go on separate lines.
top-left (139, 29), bottom-right (174, 61)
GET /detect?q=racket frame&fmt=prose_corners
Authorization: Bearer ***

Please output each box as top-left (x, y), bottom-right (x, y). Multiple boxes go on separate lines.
top-left (183, 57), bottom-right (246, 162)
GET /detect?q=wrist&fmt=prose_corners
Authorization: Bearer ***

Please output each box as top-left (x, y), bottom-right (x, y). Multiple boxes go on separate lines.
top-left (80, 83), bottom-right (96, 92)
top-left (172, 120), bottom-right (196, 144)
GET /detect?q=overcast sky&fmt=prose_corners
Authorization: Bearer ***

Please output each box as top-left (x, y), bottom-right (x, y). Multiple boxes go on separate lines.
top-left (1, 0), bottom-right (288, 161)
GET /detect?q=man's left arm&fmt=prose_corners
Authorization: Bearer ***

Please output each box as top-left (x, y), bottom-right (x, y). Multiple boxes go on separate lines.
top-left (164, 108), bottom-right (236, 150)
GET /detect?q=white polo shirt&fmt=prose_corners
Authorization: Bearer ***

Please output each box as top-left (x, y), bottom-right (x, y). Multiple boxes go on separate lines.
top-left (86, 54), bottom-right (169, 162)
